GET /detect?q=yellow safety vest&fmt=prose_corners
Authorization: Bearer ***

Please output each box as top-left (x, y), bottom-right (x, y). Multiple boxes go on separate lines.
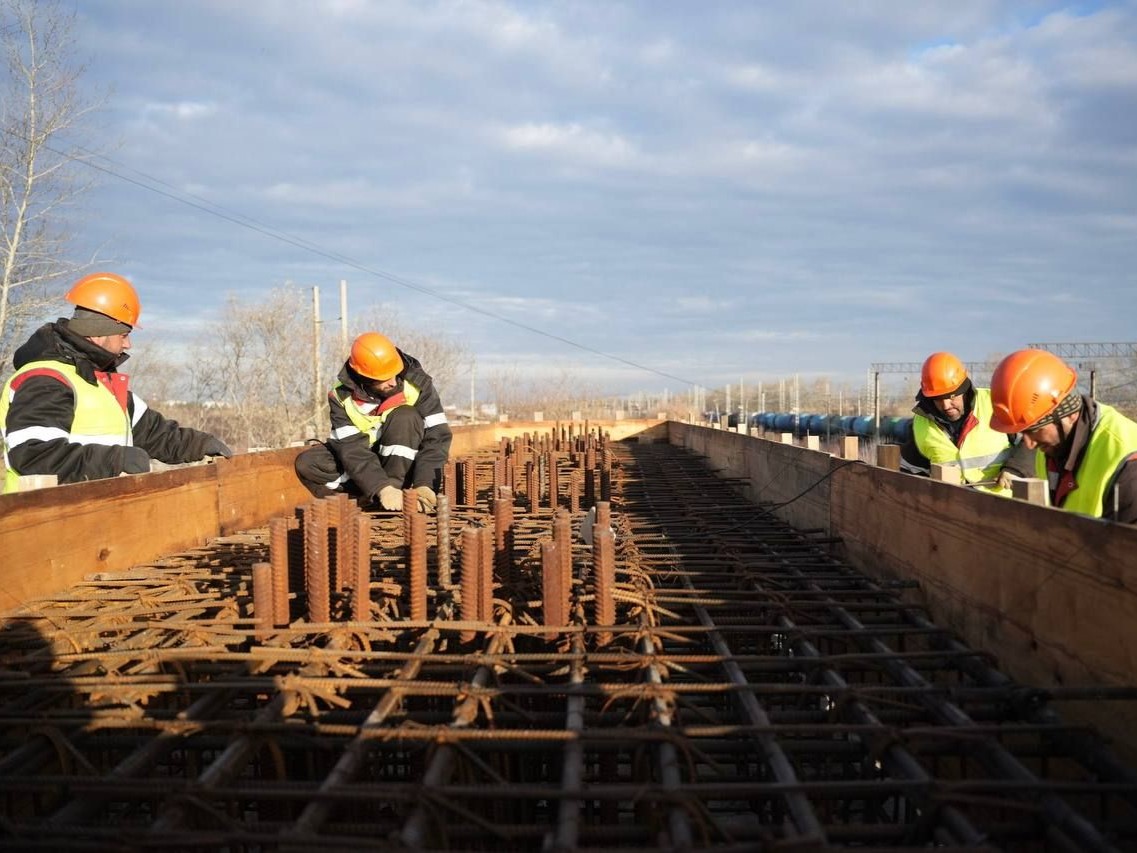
top-left (1, 360), bottom-right (133, 493)
top-left (1035, 403), bottom-right (1137, 518)
top-left (334, 380), bottom-right (421, 446)
top-left (913, 387), bottom-right (1012, 495)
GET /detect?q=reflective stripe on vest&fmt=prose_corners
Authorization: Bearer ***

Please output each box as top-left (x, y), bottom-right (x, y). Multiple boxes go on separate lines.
top-left (913, 388), bottom-right (1012, 493)
top-left (1035, 403), bottom-right (1137, 518)
top-left (1, 360), bottom-right (133, 493)
top-left (331, 380), bottom-right (422, 446)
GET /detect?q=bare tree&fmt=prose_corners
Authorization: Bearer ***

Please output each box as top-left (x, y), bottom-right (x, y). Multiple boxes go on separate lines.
top-left (0, 0), bottom-right (101, 368)
top-left (190, 286), bottom-right (316, 450)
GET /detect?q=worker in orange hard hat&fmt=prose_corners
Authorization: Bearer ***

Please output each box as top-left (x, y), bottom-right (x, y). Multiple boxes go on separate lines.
top-left (294, 331), bottom-right (452, 512)
top-left (0, 272), bottom-right (232, 492)
top-left (899, 351), bottom-right (1034, 495)
top-left (989, 349), bottom-right (1137, 523)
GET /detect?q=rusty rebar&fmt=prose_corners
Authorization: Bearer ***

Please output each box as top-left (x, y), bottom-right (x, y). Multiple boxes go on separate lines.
top-left (436, 494), bottom-right (452, 587)
top-left (462, 459), bottom-right (477, 507)
top-left (592, 528), bottom-right (615, 647)
top-left (480, 524), bottom-right (493, 623)
top-left (352, 515), bottom-right (371, 622)
top-left (540, 539), bottom-right (562, 637)
top-left (409, 512), bottom-right (427, 621)
top-left (443, 460), bottom-right (456, 502)
top-left (494, 486), bottom-right (514, 588)
top-left (459, 526), bottom-right (480, 641)
top-left (334, 493), bottom-right (354, 593)
top-left (251, 562), bottom-right (273, 640)
top-left (303, 500), bottom-right (330, 624)
top-left (268, 516), bottom-right (291, 627)
top-left (547, 452), bottom-right (560, 511)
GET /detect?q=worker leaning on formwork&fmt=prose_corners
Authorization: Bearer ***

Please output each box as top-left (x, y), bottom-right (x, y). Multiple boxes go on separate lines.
top-left (899, 351), bottom-right (1035, 495)
top-left (989, 349), bottom-right (1137, 524)
top-left (0, 273), bottom-right (232, 493)
top-left (293, 331), bottom-right (451, 513)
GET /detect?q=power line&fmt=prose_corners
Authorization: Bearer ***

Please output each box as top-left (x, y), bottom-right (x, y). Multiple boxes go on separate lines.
top-left (38, 136), bottom-right (707, 391)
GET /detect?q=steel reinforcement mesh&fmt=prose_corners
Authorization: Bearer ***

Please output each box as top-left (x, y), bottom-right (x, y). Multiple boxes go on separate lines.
top-left (1, 432), bottom-right (1135, 852)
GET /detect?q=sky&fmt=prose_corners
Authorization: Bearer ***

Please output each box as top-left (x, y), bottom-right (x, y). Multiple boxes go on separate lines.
top-left (56, 1), bottom-right (1137, 400)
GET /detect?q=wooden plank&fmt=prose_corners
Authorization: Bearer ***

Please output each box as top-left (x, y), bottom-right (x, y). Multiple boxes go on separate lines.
top-left (0, 466), bottom-right (219, 610)
top-left (217, 447), bottom-right (310, 535)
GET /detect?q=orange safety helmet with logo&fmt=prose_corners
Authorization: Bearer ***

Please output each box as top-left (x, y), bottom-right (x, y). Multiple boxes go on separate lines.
top-left (66, 272), bottom-right (142, 328)
top-left (920, 352), bottom-right (968, 398)
top-left (349, 332), bottom-right (404, 381)
top-left (988, 349), bottom-right (1078, 433)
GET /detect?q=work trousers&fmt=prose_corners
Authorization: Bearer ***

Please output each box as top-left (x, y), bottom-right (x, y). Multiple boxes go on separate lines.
top-left (294, 404), bottom-right (425, 500)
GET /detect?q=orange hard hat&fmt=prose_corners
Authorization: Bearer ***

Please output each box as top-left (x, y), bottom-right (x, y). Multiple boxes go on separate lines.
top-left (66, 272), bottom-right (142, 328)
top-left (989, 349), bottom-right (1078, 433)
top-left (349, 332), bottom-right (403, 381)
top-left (920, 351), bottom-right (968, 398)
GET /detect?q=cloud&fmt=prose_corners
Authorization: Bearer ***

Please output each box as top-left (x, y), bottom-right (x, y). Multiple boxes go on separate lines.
top-left (64, 1), bottom-right (1137, 395)
top-left (498, 121), bottom-right (638, 167)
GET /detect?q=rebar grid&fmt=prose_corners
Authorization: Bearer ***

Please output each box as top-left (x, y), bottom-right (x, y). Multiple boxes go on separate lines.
top-left (0, 435), bottom-right (1134, 851)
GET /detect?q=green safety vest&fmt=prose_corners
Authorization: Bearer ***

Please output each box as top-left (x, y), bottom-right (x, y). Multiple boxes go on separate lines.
top-left (1035, 403), bottom-right (1137, 518)
top-left (1, 360), bottom-right (133, 493)
top-left (333, 380), bottom-right (421, 446)
top-left (913, 387), bottom-right (1012, 495)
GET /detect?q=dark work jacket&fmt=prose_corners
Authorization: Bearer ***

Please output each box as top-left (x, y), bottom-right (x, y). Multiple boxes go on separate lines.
top-left (3, 320), bottom-right (221, 483)
top-left (325, 348), bottom-right (451, 498)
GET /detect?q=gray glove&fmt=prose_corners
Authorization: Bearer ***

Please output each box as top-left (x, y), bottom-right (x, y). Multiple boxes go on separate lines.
top-left (415, 485), bottom-right (437, 512)
top-left (201, 436), bottom-right (233, 458)
top-left (121, 446), bottom-right (151, 474)
top-left (378, 485), bottom-right (403, 511)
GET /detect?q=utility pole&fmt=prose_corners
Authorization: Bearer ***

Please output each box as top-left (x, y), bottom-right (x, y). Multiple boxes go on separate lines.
top-left (470, 364), bottom-right (476, 423)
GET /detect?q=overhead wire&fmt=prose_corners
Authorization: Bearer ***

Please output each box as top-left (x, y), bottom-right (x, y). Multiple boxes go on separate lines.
top-left (34, 135), bottom-right (709, 391)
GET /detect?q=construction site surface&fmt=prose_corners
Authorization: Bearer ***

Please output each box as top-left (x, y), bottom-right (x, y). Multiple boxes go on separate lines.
top-left (2, 419), bottom-right (1136, 851)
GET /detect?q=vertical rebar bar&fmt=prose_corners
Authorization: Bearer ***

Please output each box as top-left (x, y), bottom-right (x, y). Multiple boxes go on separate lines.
top-left (463, 459), bottom-right (477, 507)
top-left (480, 525), bottom-right (493, 623)
top-left (251, 562), bottom-right (273, 640)
top-left (540, 539), bottom-right (562, 637)
top-left (268, 516), bottom-right (291, 627)
top-left (436, 494), bottom-right (452, 587)
top-left (409, 511), bottom-right (427, 621)
top-left (494, 486), bottom-right (514, 588)
top-left (352, 515), bottom-right (371, 622)
top-left (460, 526), bottom-right (480, 642)
top-left (334, 493), bottom-right (354, 593)
top-left (547, 452), bottom-right (559, 511)
top-left (526, 461), bottom-right (539, 514)
top-left (303, 500), bottom-right (330, 624)
top-left (592, 528), bottom-right (615, 647)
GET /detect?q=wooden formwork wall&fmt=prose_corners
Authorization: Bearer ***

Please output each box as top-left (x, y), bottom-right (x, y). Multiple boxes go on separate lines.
top-left (670, 421), bottom-right (1137, 756)
top-left (0, 419), bottom-right (667, 611)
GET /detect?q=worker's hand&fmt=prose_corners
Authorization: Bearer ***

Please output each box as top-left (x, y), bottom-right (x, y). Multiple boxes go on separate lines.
top-left (415, 485), bottom-right (438, 512)
top-left (378, 485), bottom-right (403, 511)
top-left (121, 446), bottom-right (152, 474)
top-left (201, 436), bottom-right (233, 459)
top-left (995, 470), bottom-right (1015, 491)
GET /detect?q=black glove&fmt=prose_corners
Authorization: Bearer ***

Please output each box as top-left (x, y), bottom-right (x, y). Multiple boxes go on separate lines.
top-left (121, 446), bottom-right (151, 474)
top-left (201, 436), bottom-right (233, 458)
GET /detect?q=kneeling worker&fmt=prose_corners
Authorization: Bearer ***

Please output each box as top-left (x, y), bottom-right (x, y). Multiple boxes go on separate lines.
top-left (900, 351), bottom-right (1034, 494)
top-left (1, 272), bottom-right (232, 492)
top-left (294, 332), bottom-right (451, 512)
top-left (989, 349), bottom-right (1137, 524)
